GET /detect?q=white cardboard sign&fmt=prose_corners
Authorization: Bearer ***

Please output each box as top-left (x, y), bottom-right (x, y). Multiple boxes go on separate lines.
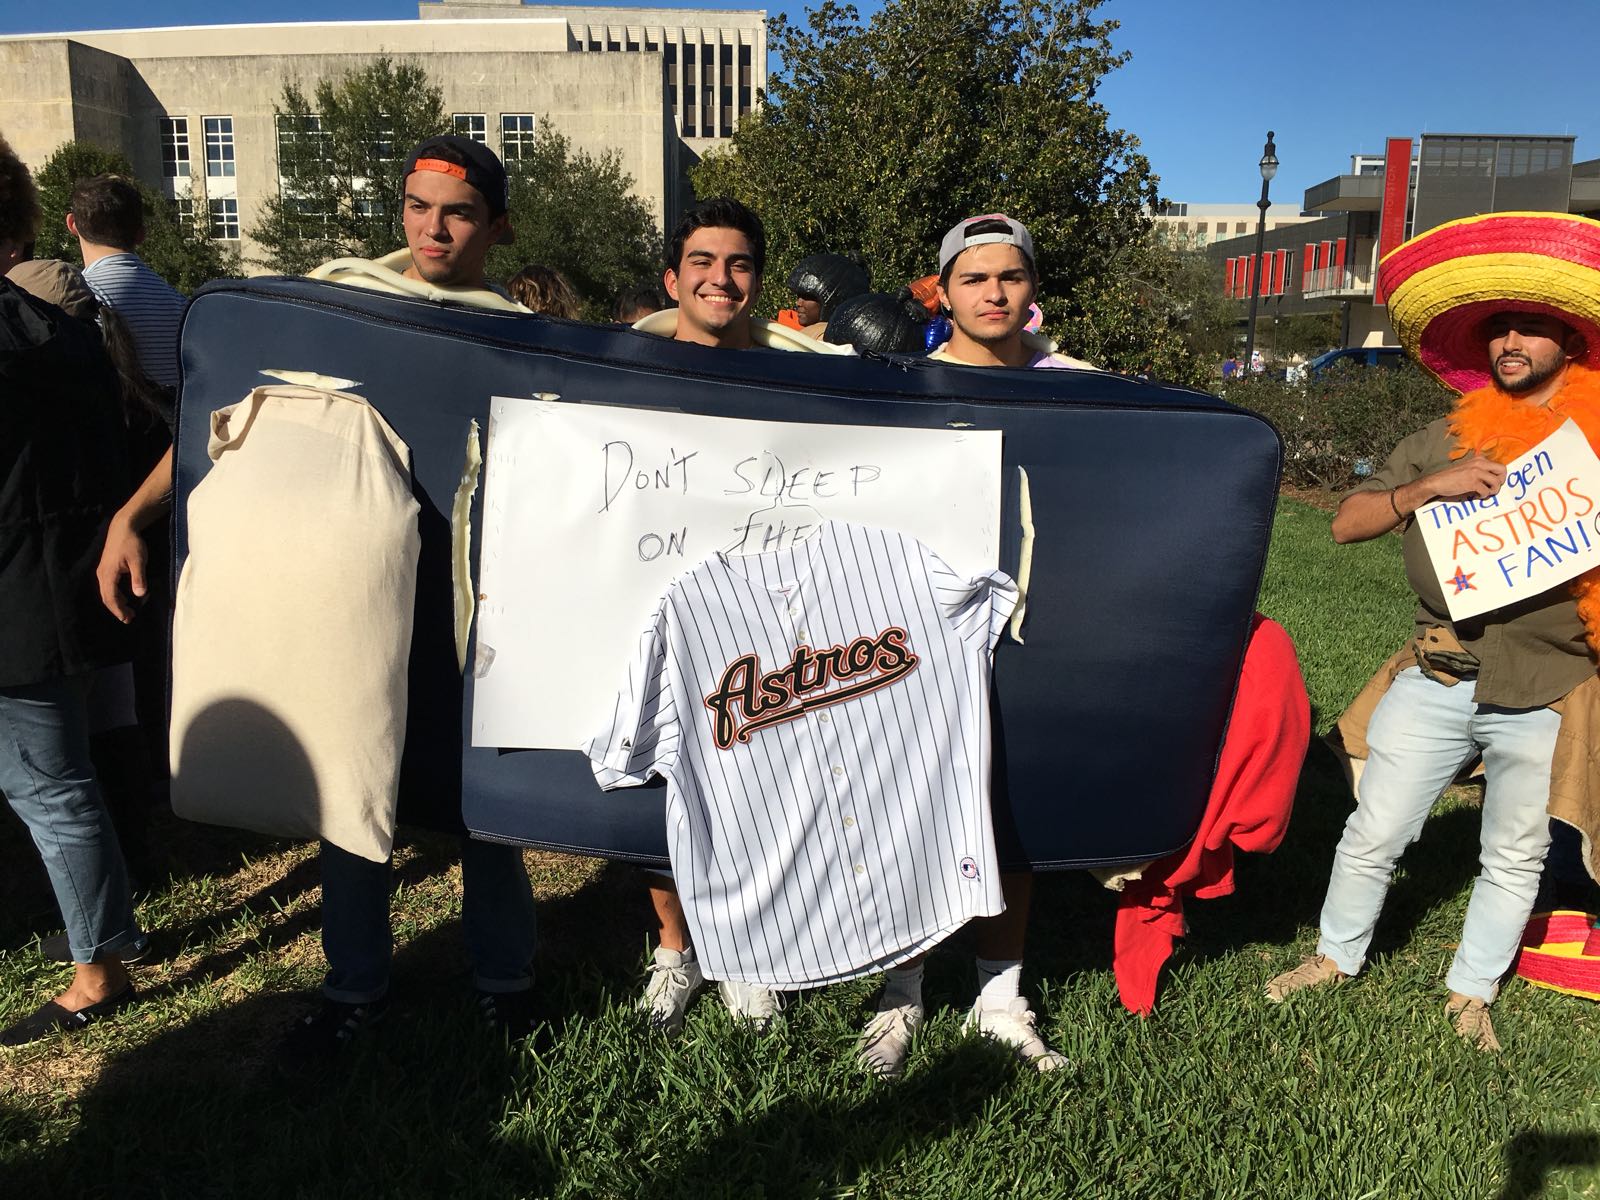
top-left (471, 398), bottom-right (1004, 749)
top-left (1416, 420), bottom-right (1600, 621)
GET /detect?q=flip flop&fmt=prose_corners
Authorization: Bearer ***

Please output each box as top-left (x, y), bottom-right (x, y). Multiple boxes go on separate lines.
top-left (0, 987), bottom-right (138, 1048)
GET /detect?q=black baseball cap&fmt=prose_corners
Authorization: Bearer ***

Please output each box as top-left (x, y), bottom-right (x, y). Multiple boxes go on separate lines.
top-left (402, 135), bottom-right (510, 218)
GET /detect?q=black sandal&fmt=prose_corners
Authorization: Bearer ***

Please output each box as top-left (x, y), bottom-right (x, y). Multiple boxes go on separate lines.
top-left (0, 987), bottom-right (137, 1048)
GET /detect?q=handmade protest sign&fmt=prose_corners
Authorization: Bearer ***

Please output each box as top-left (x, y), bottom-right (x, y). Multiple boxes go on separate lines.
top-left (1416, 420), bottom-right (1600, 621)
top-left (471, 398), bottom-right (1003, 749)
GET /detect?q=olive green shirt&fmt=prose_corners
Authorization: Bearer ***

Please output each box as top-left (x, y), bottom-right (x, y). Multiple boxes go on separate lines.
top-left (1348, 417), bottom-right (1594, 708)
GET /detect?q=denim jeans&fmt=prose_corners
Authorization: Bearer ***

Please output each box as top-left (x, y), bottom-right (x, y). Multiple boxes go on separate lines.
top-left (1317, 666), bottom-right (1558, 1002)
top-left (319, 835), bottom-right (538, 1003)
top-left (0, 675), bottom-right (141, 963)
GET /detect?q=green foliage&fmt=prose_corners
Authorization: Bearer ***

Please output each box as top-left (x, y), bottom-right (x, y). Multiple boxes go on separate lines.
top-left (1225, 359), bottom-right (1454, 490)
top-left (485, 126), bottom-right (661, 320)
top-left (31, 141), bottom-right (240, 292)
top-left (691, 0), bottom-right (1206, 382)
top-left (1260, 310), bottom-right (1341, 362)
top-left (249, 58), bottom-right (450, 274)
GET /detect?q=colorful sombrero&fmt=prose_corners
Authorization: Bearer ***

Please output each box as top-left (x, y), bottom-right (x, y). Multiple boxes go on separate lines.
top-left (1516, 910), bottom-right (1600, 1001)
top-left (1378, 211), bottom-right (1600, 394)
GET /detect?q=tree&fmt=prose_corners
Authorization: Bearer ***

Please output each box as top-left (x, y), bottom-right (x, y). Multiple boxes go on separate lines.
top-left (32, 142), bottom-right (241, 292)
top-left (250, 58), bottom-right (450, 274)
top-left (691, 0), bottom-right (1201, 381)
top-left (1264, 310), bottom-right (1341, 362)
top-left (485, 126), bottom-right (660, 320)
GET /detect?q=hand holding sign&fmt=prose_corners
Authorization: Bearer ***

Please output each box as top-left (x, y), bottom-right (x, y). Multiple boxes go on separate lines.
top-left (1417, 421), bottom-right (1600, 620)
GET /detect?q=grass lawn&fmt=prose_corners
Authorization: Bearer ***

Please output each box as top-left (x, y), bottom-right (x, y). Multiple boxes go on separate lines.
top-left (2, 496), bottom-right (1598, 1198)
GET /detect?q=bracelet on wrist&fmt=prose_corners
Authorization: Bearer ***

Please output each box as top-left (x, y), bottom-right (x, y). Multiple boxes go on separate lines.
top-left (1389, 488), bottom-right (1405, 522)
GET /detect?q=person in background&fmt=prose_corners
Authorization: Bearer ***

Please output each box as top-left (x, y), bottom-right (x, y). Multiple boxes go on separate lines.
top-left (507, 264), bottom-right (583, 320)
top-left (777, 252), bottom-right (870, 337)
top-left (611, 280), bottom-right (667, 325)
top-left (0, 133), bottom-right (146, 1048)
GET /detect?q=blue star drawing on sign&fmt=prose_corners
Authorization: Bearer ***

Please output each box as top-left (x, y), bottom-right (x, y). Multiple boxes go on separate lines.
top-left (1448, 566), bottom-right (1476, 594)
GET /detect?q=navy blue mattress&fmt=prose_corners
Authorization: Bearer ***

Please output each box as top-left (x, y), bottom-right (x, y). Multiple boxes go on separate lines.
top-left (175, 278), bottom-right (1281, 870)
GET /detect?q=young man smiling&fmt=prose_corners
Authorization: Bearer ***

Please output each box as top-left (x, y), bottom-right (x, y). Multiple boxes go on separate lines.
top-left (631, 196), bottom-right (850, 355)
top-left (627, 197), bottom-right (846, 1039)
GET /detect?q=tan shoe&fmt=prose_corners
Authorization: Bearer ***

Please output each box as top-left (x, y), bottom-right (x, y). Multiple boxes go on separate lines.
top-left (1446, 992), bottom-right (1501, 1053)
top-left (1264, 953), bottom-right (1350, 1002)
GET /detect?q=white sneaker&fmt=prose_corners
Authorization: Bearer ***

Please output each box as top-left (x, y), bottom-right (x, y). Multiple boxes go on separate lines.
top-left (716, 979), bottom-right (783, 1031)
top-left (638, 947), bottom-right (704, 1033)
top-left (966, 997), bottom-right (1068, 1072)
top-left (857, 999), bottom-right (924, 1079)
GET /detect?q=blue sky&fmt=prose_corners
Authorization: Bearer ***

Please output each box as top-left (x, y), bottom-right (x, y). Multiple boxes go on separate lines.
top-left (4, 0), bottom-right (1595, 210)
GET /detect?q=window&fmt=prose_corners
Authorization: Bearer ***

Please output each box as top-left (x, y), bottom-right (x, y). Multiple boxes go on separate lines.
top-left (289, 197), bottom-right (333, 238)
top-left (276, 115), bottom-right (331, 172)
top-left (159, 117), bottom-right (190, 178)
top-left (204, 116), bottom-right (235, 178)
top-left (1235, 222), bottom-right (1247, 235)
top-left (170, 196), bottom-right (195, 226)
top-left (371, 120), bottom-right (396, 163)
top-left (739, 44), bottom-right (752, 113)
top-left (208, 197), bottom-right (239, 239)
top-left (501, 114), bottom-right (537, 166)
top-left (454, 114), bottom-right (487, 143)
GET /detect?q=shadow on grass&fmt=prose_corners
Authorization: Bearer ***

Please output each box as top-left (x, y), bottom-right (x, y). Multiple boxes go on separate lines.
top-left (4, 919), bottom-right (561, 1198)
top-left (640, 1041), bottom-right (1015, 1200)
top-left (1498, 1130), bottom-right (1600, 1200)
top-left (1176, 737), bottom-right (1487, 973)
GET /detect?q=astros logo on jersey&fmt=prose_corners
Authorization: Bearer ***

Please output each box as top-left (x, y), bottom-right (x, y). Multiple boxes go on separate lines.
top-left (703, 627), bottom-right (919, 750)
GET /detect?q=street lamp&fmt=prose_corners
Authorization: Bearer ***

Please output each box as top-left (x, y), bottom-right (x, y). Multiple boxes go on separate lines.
top-left (1243, 130), bottom-right (1278, 372)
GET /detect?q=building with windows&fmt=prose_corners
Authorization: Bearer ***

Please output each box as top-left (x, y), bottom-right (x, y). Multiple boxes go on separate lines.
top-left (1150, 202), bottom-right (1319, 248)
top-left (1210, 134), bottom-right (1600, 350)
top-left (0, 2), bottom-right (766, 267)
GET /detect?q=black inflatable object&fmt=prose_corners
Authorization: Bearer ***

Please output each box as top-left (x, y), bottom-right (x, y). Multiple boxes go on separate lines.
top-left (785, 254), bottom-right (871, 318)
top-left (175, 278), bottom-right (1281, 870)
top-left (825, 290), bottom-right (932, 355)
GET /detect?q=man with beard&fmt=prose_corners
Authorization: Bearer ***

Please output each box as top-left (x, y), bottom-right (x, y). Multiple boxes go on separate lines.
top-left (1266, 212), bottom-right (1600, 1052)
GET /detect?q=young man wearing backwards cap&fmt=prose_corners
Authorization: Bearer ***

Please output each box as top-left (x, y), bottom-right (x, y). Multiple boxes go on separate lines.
top-left (98, 136), bottom-right (530, 625)
top-left (101, 136), bottom-right (540, 1064)
top-left (927, 213), bottom-right (1095, 371)
top-left (1266, 212), bottom-right (1600, 1052)
top-left (854, 213), bottom-right (1081, 1082)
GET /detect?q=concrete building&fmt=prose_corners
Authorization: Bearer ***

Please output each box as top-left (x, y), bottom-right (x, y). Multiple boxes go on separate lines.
top-left (1150, 201), bottom-right (1319, 248)
top-left (1210, 134), bottom-right (1600, 349)
top-left (0, 2), bottom-right (767, 267)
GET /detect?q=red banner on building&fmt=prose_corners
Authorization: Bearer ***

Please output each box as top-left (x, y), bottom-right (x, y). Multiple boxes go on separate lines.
top-left (1225, 258), bottom-right (1236, 296)
top-left (1303, 243), bottom-right (1317, 291)
top-left (1374, 136), bottom-right (1413, 304)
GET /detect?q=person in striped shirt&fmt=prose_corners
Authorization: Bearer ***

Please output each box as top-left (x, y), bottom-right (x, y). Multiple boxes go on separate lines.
top-left (68, 175), bottom-right (187, 393)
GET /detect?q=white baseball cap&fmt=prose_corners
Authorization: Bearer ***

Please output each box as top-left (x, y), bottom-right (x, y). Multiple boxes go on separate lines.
top-left (938, 213), bottom-right (1035, 274)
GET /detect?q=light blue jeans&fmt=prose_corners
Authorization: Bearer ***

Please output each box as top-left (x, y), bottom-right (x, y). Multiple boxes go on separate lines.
top-left (1318, 666), bottom-right (1558, 1002)
top-left (319, 835), bottom-right (538, 1004)
top-left (0, 675), bottom-right (141, 963)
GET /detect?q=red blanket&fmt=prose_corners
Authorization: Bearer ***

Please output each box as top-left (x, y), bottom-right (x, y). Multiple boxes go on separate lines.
top-left (1113, 615), bottom-right (1309, 1014)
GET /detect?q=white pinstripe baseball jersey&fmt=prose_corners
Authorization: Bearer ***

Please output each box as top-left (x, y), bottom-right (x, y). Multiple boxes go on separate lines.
top-left (584, 520), bottom-right (1015, 989)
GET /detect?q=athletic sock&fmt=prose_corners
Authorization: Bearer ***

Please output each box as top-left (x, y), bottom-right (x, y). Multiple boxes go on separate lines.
top-left (975, 957), bottom-right (1023, 1008)
top-left (882, 962), bottom-right (925, 1009)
